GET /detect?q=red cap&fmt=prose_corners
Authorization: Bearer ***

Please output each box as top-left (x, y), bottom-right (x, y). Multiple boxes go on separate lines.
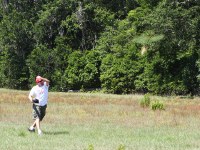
top-left (36, 76), bottom-right (42, 83)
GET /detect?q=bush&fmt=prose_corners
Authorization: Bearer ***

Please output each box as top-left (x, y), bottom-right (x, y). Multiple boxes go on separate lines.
top-left (65, 50), bottom-right (101, 90)
top-left (118, 144), bottom-right (126, 150)
top-left (100, 53), bottom-right (138, 94)
top-left (140, 93), bottom-right (151, 107)
top-left (86, 144), bottom-right (94, 150)
top-left (151, 100), bottom-right (165, 111)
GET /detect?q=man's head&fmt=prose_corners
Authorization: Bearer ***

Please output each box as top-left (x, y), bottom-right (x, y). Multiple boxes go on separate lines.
top-left (36, 76), bottom-right (44, 86)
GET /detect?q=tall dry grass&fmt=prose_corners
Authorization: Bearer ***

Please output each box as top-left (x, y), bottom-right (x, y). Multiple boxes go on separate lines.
top-left (1, 88), bottom-right (200, 128)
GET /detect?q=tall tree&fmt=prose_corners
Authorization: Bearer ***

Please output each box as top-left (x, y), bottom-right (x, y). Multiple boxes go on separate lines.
top-left (135, 0), bottom-right (200, 95)
top-left (0, 2), bottom-right (35, 89)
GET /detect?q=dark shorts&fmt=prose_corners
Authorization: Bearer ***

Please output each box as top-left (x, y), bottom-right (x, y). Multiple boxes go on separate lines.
top-left (32, 104), bottom-right (47, 121)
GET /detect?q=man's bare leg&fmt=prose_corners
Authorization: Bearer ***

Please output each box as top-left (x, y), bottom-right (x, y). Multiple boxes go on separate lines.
top-left (28, 120), bottom-right (36, 132)
top-left (35, 118), bottom-right (42, 135)
top-left (29, 118), bottom-right (42, 135)
top-left (30, 120), bottom-right (36, 129)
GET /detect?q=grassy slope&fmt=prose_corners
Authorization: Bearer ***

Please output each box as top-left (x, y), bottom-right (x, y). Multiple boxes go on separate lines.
top-left (0, 89), bottom-right (200, 150)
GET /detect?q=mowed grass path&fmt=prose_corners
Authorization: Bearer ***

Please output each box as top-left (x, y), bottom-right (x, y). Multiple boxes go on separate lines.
top-left (0, 89), bottom-right (200, 150)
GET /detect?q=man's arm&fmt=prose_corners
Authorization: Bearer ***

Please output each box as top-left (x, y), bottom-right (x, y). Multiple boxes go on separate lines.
top-left (28, 93), bottom-right (34, 103)
top-left (41, 77), bottom-right (50, 86)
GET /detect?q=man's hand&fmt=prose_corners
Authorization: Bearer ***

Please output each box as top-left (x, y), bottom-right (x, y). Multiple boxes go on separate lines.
top-left (32, 99), bottom-right (39, 103)
top-left (41, 77), bottom-right (50, 86)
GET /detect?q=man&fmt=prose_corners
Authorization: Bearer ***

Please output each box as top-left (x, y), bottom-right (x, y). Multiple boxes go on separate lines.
top-left (28, 75), bottom-right (50, 135)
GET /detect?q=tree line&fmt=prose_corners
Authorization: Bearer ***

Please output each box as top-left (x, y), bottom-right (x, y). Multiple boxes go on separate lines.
top-left (0, 0), bottom-right (199, 95)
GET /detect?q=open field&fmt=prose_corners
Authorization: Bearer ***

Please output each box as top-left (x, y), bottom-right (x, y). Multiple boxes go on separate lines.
top-left (0, 89), bottom-right (200, 150)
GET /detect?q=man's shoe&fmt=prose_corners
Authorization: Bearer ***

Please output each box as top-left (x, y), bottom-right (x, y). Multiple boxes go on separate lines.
top-left (38, 130), bottom-right (42, 135)
top-left (28, 127), bottom-right (35, 132)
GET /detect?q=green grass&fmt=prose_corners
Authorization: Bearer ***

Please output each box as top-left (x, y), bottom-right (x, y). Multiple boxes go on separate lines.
top-left (0, 89), bottom-right (200, 150)
top-left (1, 122), bottom-right (200, 150)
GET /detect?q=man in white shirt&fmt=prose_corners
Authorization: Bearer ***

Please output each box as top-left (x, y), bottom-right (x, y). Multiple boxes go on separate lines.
top-left (28, 75), bottom-right (50, 135)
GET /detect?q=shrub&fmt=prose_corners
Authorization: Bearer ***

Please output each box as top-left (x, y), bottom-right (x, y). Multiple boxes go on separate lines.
top-left (18, 131), bottom-right (26, 137)
top-left (100, 53), bottom-right (138, 94)
top-left (118, 144), bottom-right (125, 150)
top-left (151, 100), bottom-right (165, 111)
top-left (86, 144), bottom-right (94, 150)
top-left (140, 93), bottom-right (151, 107)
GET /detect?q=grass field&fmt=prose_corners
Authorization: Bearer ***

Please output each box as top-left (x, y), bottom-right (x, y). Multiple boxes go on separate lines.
top-left (1, 89), bottom-right (200, 150)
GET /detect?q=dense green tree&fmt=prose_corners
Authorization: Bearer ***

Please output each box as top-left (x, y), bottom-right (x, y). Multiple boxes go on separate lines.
top-left (81, 50), bottom-right (101, 89)
top-left (0, 8), bottom-right (34, 89)
top-left (64, 49), bottom-right (101, 91)
top-left (137, 0), bottom-right (161, 8)
top-left (134, 1), bottom-right (200, 95)
top-left (100, 50), bottom-right (139, 94)
top-left (97, 15), bottom-right (140, 94)
top-left (64, 51), bottom-right (85, 90)
top-left (50, 36), bottom-right (72, 91)
top-left (0, 0), bottom-right (50, 89)
top-left (0, 0), bottom-right (199, 95)
top-left (26, 44), bottom-right (55, 87)
top-left (92, 0), bottom-right (140, 19)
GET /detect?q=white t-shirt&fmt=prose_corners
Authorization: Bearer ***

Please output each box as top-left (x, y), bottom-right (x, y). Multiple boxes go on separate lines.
top-left (29, 82), bottom-right (49, 106)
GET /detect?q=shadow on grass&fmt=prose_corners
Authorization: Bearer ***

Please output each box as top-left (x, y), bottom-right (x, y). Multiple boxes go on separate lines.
top-left (43, 131), bottom-right (70, 135)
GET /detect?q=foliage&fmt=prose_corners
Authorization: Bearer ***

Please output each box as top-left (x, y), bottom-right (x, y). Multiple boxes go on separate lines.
top-left (151, 100), bottom-right (165, 111)
top-left (86, 144), bottom-right (94, 150)
top-left (49, 36), bottom-right (72, 91)
top-left (100, 43), bottom-right (140, 94)
top-left (0, 0), bottom-right (199, 95)
top-left (140, 93), bottom-right (151, 107)
top-left (0, 3), bottom-right (35, 89)
top-left (64, 50), bottom-right (101, 90)
top-left (134, 1), bottom-right (200, 95)
top-left (26, 45), bottom-right (52, 78)
top-left (117, 144), bottom-right (126, 150)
